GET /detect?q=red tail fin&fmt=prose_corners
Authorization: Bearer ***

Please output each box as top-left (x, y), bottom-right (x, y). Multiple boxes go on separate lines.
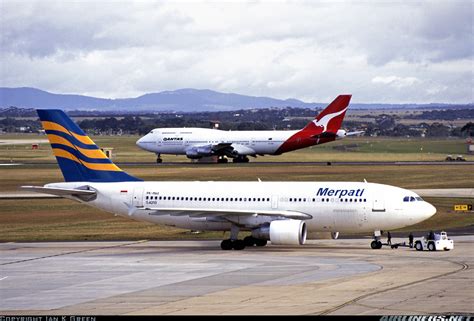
top-left (303, 95), bottom-right (351, 133)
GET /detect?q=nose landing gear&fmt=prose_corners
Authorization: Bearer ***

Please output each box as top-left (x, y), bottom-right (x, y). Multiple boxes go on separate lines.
top-left (156, 154), bottom-right (163, 163)
top-left (370, 230), bottom-right (383, 249)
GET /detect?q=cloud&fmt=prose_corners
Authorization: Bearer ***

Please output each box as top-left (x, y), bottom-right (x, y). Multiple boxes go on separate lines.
top-left (0, 0), bottom-right (472, 103)
top-left (372, 76), bottom-right (421, 88)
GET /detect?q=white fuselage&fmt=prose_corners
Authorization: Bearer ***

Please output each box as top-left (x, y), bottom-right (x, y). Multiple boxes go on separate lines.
top-left (45, 180), bottom-right (436, 235)
top-left (136, 128), bottom-right (298, 155)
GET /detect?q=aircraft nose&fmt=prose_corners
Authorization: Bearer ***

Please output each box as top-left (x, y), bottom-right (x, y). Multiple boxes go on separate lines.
top-left (136, 135), bottom-right (148, 150)
top-left (136, 137), bottom-right (144, 148)
top-left (423, 202), bottom-right (437, 219)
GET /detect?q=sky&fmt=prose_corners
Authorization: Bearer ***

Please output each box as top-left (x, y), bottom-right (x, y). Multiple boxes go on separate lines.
top-left (1, 0), bottom-right (473, 104)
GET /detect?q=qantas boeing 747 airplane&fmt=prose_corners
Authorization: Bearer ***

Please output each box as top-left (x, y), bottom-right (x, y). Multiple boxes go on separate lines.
top-left (22, 109), bottom-right (436, 250)
top-left (136, 95), bottom-right (362, 163)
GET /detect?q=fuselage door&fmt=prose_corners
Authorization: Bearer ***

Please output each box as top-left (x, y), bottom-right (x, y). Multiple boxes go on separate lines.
top-left (271, 195), bottom-right (278, 209)
top-left (132, 187), bottom-right (144, 207)
top-left (372, 194), bottom-right (385, 212)
top-left (156, 133), bottom-right (162, 148)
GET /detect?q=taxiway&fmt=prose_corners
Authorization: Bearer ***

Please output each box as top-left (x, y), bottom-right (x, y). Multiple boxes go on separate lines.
top-left (0, 237), bottom-right (472, 315)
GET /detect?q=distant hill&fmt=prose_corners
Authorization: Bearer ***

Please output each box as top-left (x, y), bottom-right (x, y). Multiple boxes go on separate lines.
top-left (0, 87), bottom-right (472, 112)
top-left (0, 87), bottom-right (318, 112)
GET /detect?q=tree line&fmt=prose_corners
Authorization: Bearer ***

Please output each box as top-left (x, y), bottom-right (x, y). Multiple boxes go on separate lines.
top-left (0, 106), bottom-right (473, 137)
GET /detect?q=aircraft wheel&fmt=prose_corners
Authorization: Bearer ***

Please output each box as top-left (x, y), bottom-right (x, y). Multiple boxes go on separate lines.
top-left (220, 239), bottom-right (233, 250)
top-left (255, 239), bottom-right (268, 247)
top-left (244, 236), bottom-right (256, 247)
top-left (156, 158), bottom-right (163, 163)
top-left (233, 240), bottom-right (246, 251)
top-left (370, 241), bottom-right (379, 249)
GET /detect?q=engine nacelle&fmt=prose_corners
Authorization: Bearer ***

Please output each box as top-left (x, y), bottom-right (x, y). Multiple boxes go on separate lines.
top-left (336, 129), bottom-right (347, 139)
top-left (252, 220), bottom-right (307, 245)
top-left (185, 145), bottom-right (213, 159)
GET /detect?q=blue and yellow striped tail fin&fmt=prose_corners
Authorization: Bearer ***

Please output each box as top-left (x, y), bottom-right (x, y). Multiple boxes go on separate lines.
top-left (37, 109), bottom-right (142, 182)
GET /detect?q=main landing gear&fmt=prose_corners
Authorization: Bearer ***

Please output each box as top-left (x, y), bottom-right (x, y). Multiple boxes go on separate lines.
top-left (156, 154), bottom-right (163, 163)
top-left (217, 156), bottom-right (228, 163)
top-left (232, 156), bottom-right (250, 163)
top-left (370, 230), bottom-right (383, 249)
top-left (220, 225), bottom-right (267, 250)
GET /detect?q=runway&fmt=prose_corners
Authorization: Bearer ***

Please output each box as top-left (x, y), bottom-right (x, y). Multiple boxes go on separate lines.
top-left (1, 237), bottom-right (472, 315)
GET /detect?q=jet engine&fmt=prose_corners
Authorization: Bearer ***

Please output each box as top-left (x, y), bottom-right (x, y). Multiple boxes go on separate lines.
top-left (185, 145), bottom-right (213, 159)
top-left (252, 220), bottom-right (307, 245)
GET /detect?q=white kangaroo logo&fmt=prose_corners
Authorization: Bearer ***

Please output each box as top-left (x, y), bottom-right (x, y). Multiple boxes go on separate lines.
top-left (312, 107), bottom-right (348, 132)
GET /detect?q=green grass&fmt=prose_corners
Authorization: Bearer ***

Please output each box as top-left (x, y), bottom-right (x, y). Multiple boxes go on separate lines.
top-left (0, 134), bottom-right (473, 242)
top-left (0, 199), bottom-right (228, 242)
top-left (1, 134), bottom-right (473, 163)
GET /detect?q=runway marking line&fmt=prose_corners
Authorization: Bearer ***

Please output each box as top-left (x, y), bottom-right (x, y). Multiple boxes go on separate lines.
top-left (0, 240), bottom-right (149, 266)
top-left (318, 258), bottom-right (469, 315)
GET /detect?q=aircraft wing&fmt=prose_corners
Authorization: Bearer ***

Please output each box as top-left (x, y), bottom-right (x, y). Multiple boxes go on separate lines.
top-left (186, 142), bottom-right (255, 157)
top-left (132, 206), bottom-right (312, 220)
top-left (212, 142), bottom-right (233, 151)
top-left (20, 185), bottom-right (97, 197)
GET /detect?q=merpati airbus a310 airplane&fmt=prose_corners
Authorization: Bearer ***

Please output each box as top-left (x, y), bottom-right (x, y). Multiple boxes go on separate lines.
top-left (22, 109), bottom-right (436, 250)
top-left (136, 95), bottom-right (362, 163)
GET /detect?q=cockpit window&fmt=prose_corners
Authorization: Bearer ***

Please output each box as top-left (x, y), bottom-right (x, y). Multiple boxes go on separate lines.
top-left (404, 196), bottom-right (423, 202)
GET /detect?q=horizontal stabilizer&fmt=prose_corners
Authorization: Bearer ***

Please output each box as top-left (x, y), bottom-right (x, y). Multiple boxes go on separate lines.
top-left (20, 185), bottom-right (96, 197)
top-left (345, 131), bottom-right (365, 136)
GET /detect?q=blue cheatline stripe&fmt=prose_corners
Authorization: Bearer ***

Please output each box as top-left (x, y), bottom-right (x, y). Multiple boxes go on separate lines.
top-left (50, 144), bottom-right (113, 164)
top-left (45, 130), bottom-right (99, 149)
top-left (37, 109), bottom-right (86, 136)
top-left (56, 157), bottom-right (142, 182)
